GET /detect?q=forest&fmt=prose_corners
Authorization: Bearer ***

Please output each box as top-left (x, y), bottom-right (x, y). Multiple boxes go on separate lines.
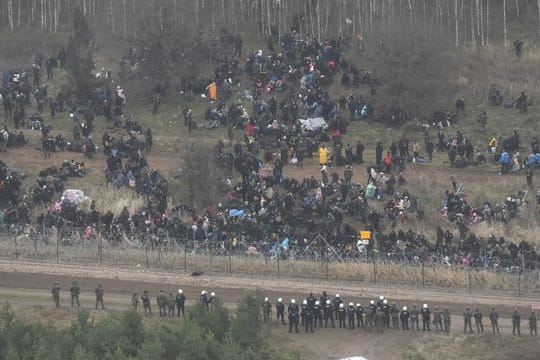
top-left (0, 293), bottom-right (298, 360)
top-left (0, 0), bottom-right (538, 48)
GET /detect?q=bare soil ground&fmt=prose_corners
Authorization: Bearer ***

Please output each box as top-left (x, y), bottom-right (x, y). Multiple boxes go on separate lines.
top-left (0, 260), bottom-right (537, 360)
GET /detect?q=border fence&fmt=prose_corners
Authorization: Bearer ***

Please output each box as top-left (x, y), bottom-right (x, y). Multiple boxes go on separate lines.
top-left (0, 230), bottom-right (539, 298)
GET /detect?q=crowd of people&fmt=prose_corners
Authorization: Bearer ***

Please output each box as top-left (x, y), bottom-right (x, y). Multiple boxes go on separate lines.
top-left (0, 23), bottom-right (539, 281)
top-left (48, 282), bottom-right (538, 337)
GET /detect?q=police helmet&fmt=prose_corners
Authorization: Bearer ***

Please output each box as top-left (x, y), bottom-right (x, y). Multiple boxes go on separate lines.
top-left (315, 300), bottom-right (320, 305)
top-left (326, 300), bottom-right (331, 305)
top-left (383, 299), bottom-right (388, 304)
top-left (349, 302), bottom-right (354, 306)
top-left (210, 292), bottom-right (215, 297)
top-left (370, 300), bottom-right (375, 305)
top-left (357, 303), bottom-right (361, 307)
top-left (303, 299), bottom-right (308, 305)
top-left (178, 289), bottom-right (183, 294)
top-left (339, 303), bottom-right (344, 308)
top-left (423, 304), bottom-right (428, 309)
top-left (336, 294), bottom-right (340, 298)
top-left (403, 306), bottom-right (407, 311)
top-left (291, 299), bottom-right (296, 304)
top-left (379, 295), bottom-right (384, 300)
top-left (278, 298), bottom-right (283, 302)
top-left (201, 290), bottom-right (207, 295)
top-left (264, 297), bottom-right (268, 302)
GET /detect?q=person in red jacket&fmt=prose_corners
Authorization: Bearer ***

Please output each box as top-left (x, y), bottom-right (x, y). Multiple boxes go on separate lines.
top-left (384, 151), bottom-right (393, 172)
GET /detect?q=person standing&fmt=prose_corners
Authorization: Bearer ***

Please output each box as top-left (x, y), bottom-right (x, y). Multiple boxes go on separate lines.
top-left (276, 298), bottom-right (286, 325)
top-left (337, 303), bottom-right (347, 329)
top-left (95, 283), bottom-right (105, 310)
top-left (410, 305), bottom-right (419, 331)
top-left (176, 289), bottom-right (186, 317)
top-left (400, 306), bottom-right (410, 330)
top-left (374, 308), bottom-right (385, 334)
top-left (200, 290), bottom-right (209, 307)
top-left (313, 301), bottom-right (323, 328)
top-left (347, 303), bottom-right (356, 329)
top-left (463, 308), bottom-right (473, 334)
top-left (526, 167), bottom-right (533, 188)
top-left (375, 142), bottom-right (384, 165)
top-left (167, 293), bottom-right (176, 317)
top-left (288, 299), bottom-right (300, 333)
top-left (443, 308), bottom-right (451, 333)
top-left (390, 302), bottom-right (399, 329)
top-left (529, 311), bottom-right (537, 336)
top-left (421, 304), bottom-right (431, 331)
top-left (433, 307), bottom-right (443, 332)
top-left (319, 144), bottom-right (329, 167)
top-left (141, 290), bottom-right (152, 316)
top-left (131, 291), bottom-right (139, 311)
top-left (363, 306), bottom-right (372, 332)
top-left (474, 308), bottom-right (484, 333)
top-left (262, 297), bottom-right (272, 323)
top-left (303, 303), bottom-right (314, 333)
top-left (51, 282), bottom-right (61, 308)
top-left (323, 300), bottom-right (335, 328)
top-left (157, 290), bottom-right (167, 317)
top-left (512, 308), bottom-right (521, 336)
top-left (70, 281), bottom-right (80, 308)
top-left (489, 307), bottom-right (500, 334)
top-left (356, 303), bottom-right (365, 329)
top-left (356, 142), bottom-right (365, 164)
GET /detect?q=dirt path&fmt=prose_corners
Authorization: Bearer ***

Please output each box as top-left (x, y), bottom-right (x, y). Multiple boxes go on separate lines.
top-left (0, 259), bottom-right (536, 312)
top-left (0, 260), bottom-right (533, 360)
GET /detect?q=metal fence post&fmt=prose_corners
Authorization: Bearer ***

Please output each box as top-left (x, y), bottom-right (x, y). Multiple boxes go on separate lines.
top-left (184, 239), bottom-right (187, 271)
top-left (422, 261), bottom-right (425, 288)
top-left (518, 269), bottom-right (522, 297)
top-left (228, 248), bottom-right (232, 274)
top-left (277, 252), bottom-right (280, 278)
top-left (14, 234), bottom-right (18, 259)
top-left (373, 259), bottom-right (377, 284)
top-left (99, 232), bottom-right (103, 264)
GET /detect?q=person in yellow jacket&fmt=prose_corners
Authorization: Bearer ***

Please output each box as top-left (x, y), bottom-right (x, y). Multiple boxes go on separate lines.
top-left (206, 81), bottom-right (217, 101)
top-left (319, 144), bottom-right (329, 166)
top-left (489, 137), bottom-right (497, 154)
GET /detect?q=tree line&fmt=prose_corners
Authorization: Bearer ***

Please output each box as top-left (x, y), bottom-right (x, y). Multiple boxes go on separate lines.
top-left (0, 292), bottom-right (299, 360)
top-left (0, 0), bottom-right (538, 47)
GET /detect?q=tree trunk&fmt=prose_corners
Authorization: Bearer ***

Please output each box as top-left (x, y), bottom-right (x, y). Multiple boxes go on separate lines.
top-left (537, 0), bottom-right (540, 36)
top-left (110, 0), bottom-right (115, 34)
top-left (503, 0), bottom-right (507, 47)
top-left (8, 0), bottom-right (13, 31)
top-left (454, 0), bottom-right (459, 47)
top-left (479, 0), bottom-right (484, 46)
top-left (470, 0), bottom-right (475, 47)
top-left (476, 0), bottom-right (481, 46)
top-left (485, 0), bottom-right (489, 45)
top-left (122, 0), bottom-right (127, 39)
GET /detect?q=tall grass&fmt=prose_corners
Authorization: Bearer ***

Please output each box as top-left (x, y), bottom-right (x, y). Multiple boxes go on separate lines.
top-left (1, 235), bottom-right (538, 296)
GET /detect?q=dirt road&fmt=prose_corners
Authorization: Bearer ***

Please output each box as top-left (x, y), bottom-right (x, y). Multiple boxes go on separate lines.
top-left (0, 259), bottom-right (535, 360)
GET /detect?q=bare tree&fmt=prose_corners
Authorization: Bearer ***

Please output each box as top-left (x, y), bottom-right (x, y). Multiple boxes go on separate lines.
top-left (538, 0), bottom-right (540, 36)
top-left (454, 0), bottom-right (459, 47)
top-left (503, 0), bottom-right (507, 46)
top-left (486, 0), bottom-right (489, 45)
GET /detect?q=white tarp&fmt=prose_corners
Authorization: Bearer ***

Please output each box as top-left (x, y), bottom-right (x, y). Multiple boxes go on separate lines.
top-left (62, 189), bottom-right (87, 205)
top-left (298, 117), bottom-right (328, 131)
